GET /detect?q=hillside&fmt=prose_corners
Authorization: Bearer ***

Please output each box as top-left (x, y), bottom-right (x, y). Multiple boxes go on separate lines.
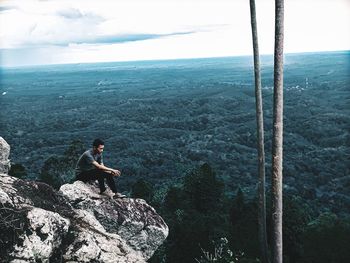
top-left (1, 51), bottom-right (349, 214)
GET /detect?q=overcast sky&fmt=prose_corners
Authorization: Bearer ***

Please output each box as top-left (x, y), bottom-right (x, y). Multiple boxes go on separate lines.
top-left (1, 0), bottom-right (349, 67)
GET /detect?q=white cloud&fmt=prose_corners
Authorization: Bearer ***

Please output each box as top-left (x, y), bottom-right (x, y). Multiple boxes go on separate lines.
top-left (0, 0), bottom-right (349, 67)
top-left (0, 0), bottom-right (231, 49)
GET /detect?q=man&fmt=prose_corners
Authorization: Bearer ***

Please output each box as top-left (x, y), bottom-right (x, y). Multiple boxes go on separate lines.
top-left (75, 138), bottom-right (125, 198)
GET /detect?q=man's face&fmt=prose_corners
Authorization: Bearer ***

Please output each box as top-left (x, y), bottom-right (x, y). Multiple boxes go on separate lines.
top-left (94, 144), bottom-right (104, 154)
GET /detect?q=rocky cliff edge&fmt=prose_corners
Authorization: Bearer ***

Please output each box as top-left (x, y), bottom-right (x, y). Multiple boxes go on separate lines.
top-left (0, 137), bottom-right (168, 263)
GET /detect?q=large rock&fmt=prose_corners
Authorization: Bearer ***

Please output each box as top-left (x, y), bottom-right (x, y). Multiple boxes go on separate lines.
top-left (60, 182), bottom-right (167, 261)
top-left (0, 137), bottom-right (11, 174)
top-left (0, 138), bottom-right (168, 262)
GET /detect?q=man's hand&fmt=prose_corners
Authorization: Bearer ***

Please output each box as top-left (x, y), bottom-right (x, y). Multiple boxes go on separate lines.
top-left (111, 169), bottom-right (121, 176)
top-left (92, 161), bottom-right (121, 176)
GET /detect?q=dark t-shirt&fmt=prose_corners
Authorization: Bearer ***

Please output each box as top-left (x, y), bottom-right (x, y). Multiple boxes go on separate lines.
top-left (75, 149), bottom-right (103, 175)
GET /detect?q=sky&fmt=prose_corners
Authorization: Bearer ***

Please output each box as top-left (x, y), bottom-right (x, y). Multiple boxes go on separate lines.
top-left (0, 0), bottom-right (349, 67)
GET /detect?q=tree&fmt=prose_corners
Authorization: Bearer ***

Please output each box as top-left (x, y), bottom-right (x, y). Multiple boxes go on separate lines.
top-left (159, 164), bottom-right (227, 263)
top-left (63, 139), bottom-right (85, 157)
top-left (39, 140), bottom-right (85, 189)
top-left (230, 188), bottom-right (259, 259)
top-left (183, 163), bottom-right (224, 213)
top-left (271, 0), bottom-right (284, 262)
top-left (249, 0), bottom-right (268, 262)
top-left (282, 196), bottom-right (312, 263)
top-left (40, 155), bottom-right (75, 189)
top-left (131, 179), bottom-right (154, 203)
top-left (302, 213), bottom-right (350, 263)
top-left (9, 163), bottom-right (27, 179)
top-left (164, 186), bottom-right (183, 211)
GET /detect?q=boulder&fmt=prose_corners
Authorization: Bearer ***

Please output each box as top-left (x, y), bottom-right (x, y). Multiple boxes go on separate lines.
top-left (0, 137), bottom-right (11, 174)
top-left (0, 138), bottom-right (168, 262)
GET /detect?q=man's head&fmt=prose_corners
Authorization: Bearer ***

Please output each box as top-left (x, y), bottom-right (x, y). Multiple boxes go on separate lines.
top-left (92, 138), bottom-right (104, 154)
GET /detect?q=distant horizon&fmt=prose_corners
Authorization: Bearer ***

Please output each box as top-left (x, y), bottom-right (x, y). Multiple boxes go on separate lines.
top-left (1, 49), bottom-right (349, 70)
top-left (1, 0), bottom-right (349, 68)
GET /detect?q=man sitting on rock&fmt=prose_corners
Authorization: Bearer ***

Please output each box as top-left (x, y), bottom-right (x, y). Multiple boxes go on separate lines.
top-left (75, 138), bottom-right (125, 198)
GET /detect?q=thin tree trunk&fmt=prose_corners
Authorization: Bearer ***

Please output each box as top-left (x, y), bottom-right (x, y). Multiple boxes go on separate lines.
top-left (272, 0), bottom-right (284, 263)
top-left (249, 1), bottom-right (268, 262)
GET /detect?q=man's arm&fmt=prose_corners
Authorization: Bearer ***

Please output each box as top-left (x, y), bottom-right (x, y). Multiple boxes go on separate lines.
top-left (92, 161), bottom-right (121, 176)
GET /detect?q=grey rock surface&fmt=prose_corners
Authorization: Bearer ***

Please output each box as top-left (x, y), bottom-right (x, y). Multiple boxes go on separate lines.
top-left (0, 138), bottom-right (168, 263)
top-left (0, 137), bottom-right (11, 174)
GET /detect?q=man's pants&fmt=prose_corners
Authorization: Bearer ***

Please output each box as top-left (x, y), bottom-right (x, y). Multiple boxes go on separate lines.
top-left (76, 169), bottom-right (117, 193)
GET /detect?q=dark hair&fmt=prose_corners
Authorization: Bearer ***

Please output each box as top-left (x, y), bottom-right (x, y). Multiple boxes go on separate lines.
top-left (93, 139), bottom-right (104, 148)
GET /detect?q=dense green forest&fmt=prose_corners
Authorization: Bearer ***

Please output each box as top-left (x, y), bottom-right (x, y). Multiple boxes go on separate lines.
top-left (2, 52), bottom-right (349, 214)
top-left (144, 163), bottom-right (350, 263)
top-left (1, 52), bottom-right (349, 262)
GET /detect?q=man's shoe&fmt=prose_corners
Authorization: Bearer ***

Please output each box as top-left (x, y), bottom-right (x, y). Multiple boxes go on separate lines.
top-left (99, 188), bottom-right (107, 195)
top-left (114, 193), bottom-right (127, 198)
top-left (99, 189), bottom-right (115, 198)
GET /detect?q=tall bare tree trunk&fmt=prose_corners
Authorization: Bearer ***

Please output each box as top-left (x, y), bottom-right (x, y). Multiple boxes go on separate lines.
top-left (249, 1), bottom-right (268, 263)
top-left (272, 0), bottom-right (284, 263)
